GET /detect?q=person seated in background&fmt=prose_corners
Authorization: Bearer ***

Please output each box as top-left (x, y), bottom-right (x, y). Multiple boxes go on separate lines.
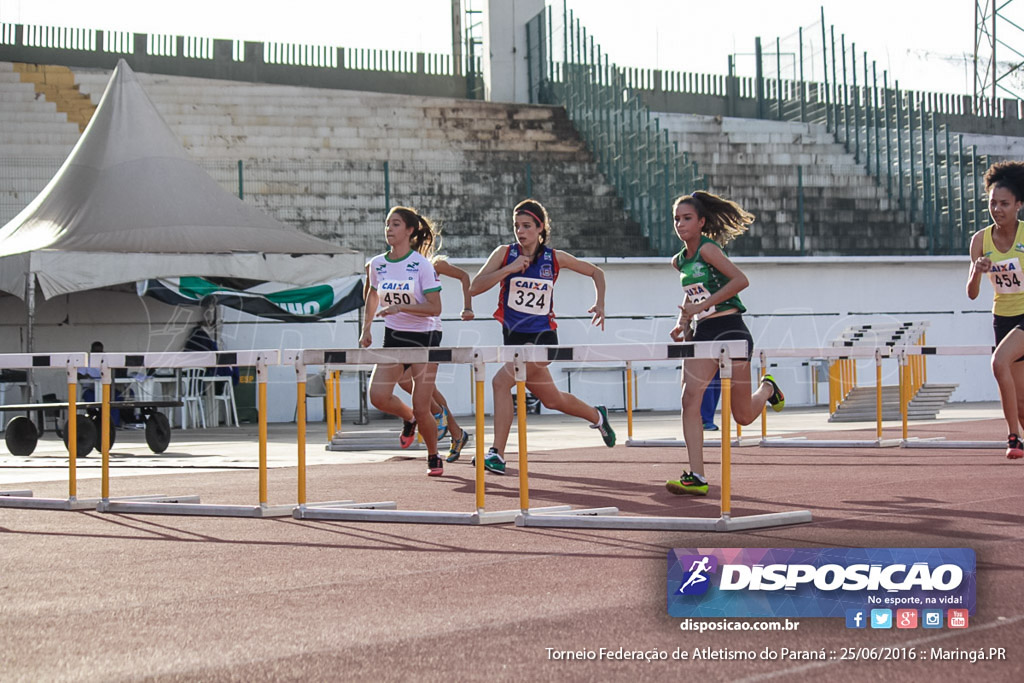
top-left (184, 302), bottom-right (239, 384)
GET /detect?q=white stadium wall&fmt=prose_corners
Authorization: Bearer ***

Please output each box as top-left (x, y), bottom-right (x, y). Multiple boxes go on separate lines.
top-left (235, 254), bottom-right (991, 422)
top-left (0, 255), bottom-right (993, 422)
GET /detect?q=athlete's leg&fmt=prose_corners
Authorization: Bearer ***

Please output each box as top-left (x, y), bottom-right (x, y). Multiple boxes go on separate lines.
top-left (490, 362), bottom-right (516, 455)
top-left (368, 364), bottom-right (413, 421)
top-left (432, 387), bottom-right (463, 440)
top-left (524, 362), bottom-right (601, 423)
top-left (728, 360), bottom-right (774, 426)
top-left (398, 369), bottom-right (441, 414)
top-left (992, 329), bottom-right (1024, 436)
top-left (681, 358), bottom-right (719, 477)
top-left (408, 362), bottom-right (439, 454)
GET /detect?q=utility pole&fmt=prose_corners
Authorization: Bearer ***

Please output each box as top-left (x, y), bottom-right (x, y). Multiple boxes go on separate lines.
top-left (452, 0), bottom-right (463, 76)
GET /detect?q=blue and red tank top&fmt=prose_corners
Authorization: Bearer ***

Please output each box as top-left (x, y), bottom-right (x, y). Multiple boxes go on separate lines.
top-left (493, 244), bottom-right (560, 333)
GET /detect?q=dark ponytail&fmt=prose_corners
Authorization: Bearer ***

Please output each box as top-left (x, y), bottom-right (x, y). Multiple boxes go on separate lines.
top-left (513, 198), bottom-right (550, 266)
top-left (387, 206), bottom-right (439, 259)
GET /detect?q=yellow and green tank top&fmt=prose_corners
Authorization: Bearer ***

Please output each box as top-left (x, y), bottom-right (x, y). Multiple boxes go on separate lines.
top-left (982, 220), bottom-right (1024, 316)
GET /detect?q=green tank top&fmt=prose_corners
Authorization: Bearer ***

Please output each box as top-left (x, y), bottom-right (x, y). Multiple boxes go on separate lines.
top-left (982, 220), bottom-right (1024, 316)
top-left (673, 236), bottom-right (746, 317)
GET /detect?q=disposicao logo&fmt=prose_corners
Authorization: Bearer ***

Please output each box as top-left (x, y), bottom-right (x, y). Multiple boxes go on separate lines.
top-left (675, 555), bottom-right (718, 596)
top-left (667, 548), bottom-right (976, 619)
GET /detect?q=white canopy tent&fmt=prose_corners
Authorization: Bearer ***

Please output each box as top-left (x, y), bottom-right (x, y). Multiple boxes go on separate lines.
top-left (0, 59), bottom-right (362, 355)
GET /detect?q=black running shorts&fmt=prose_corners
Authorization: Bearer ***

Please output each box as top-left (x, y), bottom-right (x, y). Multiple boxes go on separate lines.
top-left (692, 314), bottom-right (754, 361)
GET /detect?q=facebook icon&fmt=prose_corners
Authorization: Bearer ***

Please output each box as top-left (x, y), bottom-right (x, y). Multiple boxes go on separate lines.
top-left (845, 609), bottom-right (867, 629)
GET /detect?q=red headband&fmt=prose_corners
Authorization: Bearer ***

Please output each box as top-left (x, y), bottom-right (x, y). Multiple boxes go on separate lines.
top-left (515, 209), bottom-right (544, 226)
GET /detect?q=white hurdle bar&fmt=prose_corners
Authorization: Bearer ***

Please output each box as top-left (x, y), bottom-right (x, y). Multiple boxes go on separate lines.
top-left (899, 345), bottom-right (1002, 449)
top-left (493, 342), bottom-right (811, 531)
top-left (0, 352), bottom-right (96, 510)
top-left (291, 346), bottom-right (573, 524)
top-left (92, 350), bottom-right (296, 517)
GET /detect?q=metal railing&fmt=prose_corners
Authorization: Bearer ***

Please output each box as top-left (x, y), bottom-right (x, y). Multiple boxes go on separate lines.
top-left (526, 3), bottom-right (704, 256)
top-left (751, 9), bottom-right (992, 255)
top-left (0, 21), bottom-right (482, 100)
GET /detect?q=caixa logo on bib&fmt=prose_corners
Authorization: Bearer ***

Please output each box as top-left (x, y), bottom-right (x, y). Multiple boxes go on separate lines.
top-left (667, 548), bottom-right (976, 618)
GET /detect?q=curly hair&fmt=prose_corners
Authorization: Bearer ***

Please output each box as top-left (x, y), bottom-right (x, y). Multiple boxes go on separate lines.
top-left (673, 190), bottom-right (754, 246)
top-left (984, 161), bottom-right (1024, 202)
top-left (387, 206), bottom-right (440, 259)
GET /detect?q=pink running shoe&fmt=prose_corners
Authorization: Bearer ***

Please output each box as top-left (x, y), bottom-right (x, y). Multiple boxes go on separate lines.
top-left (426, 454), bottom-right (443, 476)
top-left (1007, 434), bottom-right (1024, 460)
top-left (399, 420), bottom-right (417, 449)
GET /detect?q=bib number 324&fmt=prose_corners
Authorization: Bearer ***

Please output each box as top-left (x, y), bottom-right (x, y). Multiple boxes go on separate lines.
top-left (508, 277), bottom-right (552, 315)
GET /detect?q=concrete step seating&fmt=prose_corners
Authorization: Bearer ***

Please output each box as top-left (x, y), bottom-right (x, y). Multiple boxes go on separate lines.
top-left (9, 64), bottom-right (679, 258)
top-left (66, 67), bottom-right (651, 256)
top-left (658, 111), bottom-right (924, 254)
top-left (829, 384), bottom-right (959, 422)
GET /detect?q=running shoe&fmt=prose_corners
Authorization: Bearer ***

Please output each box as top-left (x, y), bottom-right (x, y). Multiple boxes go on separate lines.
top-left (703, 422), bottom-right (719, 431)
top-left (665, 471), bottom-right (709, 496)
top-left (434, 406), bottom-right (449, 441)
top-left (590, 405), bottom-right (616, 447)
top-left (399, 420), bottom-right (417, 449)
top-left (446, 430), bottom-right (470, 463)
top-left (484, 447), bottom-right (506, 475)
top-left (427, 454), bottom-right (443, 477)
top-left (762, 375), bottom-right (786, 412)
top-left (1007, 433), bottom-right (1024, 459)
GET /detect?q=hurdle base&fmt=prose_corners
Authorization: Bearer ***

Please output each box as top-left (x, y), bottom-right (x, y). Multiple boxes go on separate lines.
top-left (0, 489), bottom-right (33, 497)
top-left (0, 495), bottom-right (100, 511)
top-left (96, 494), bottom-right (203, 512)
top-left (515, 509), bottom-right (811, 531)
top-left (902, 439), bottom-right (1003, 449)
top-left (625, 438), bottom-right (758, 448)
top-left (98, 500), bottom-right (295, 517)
top-left (760, 437), bottom-right (902, 448)
top-left (294, 504), bottom-right (577, 525)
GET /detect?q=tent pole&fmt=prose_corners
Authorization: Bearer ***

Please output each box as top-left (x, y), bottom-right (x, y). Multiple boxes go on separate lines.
top-left (25, 273), bottom-right (37, 403)
top-left (356, 304), bottom-right (368, 425)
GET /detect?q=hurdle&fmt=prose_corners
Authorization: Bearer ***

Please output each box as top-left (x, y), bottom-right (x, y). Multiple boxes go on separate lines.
top-left (757, 346), bottom-right (906, 448)
top-left (93, 350), bottom-right (297, 517)
top-left (292, 346), bottom-right (577, 524)
top-left (623, 355), bottom-right (756, 449)
top-left (898, 344), bottom-right (1001, 449)
top-left (0, 352), bottom-right (98, 510)
top-left (286, 349), bottom-right (396, 514)
top-left (323, 363), bottom-right (420, 452)
top-left (505, 341), bottom-right (811, 531)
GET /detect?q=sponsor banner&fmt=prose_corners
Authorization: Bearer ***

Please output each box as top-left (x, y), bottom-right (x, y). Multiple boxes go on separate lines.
top-left (667, 548), bottom-right (975, 618)
top-left (139, 275), bottom-right (364, 322)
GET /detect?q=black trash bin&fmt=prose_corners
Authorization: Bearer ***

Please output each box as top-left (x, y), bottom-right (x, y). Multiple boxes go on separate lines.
top-left (235, 366), bottom-right (258, 423)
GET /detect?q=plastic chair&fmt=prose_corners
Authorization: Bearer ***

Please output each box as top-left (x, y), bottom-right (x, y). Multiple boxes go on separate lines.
top-left (180, 368), bottom-right (207, 429)
top-left (294, 371), bottom-right (327, 422)
top-left (209, 376), bottom-right (239, 427)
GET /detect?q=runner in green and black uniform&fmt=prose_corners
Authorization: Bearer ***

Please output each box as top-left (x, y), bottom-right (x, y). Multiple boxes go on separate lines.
top-left (666, 191), bottom-right (785, 496)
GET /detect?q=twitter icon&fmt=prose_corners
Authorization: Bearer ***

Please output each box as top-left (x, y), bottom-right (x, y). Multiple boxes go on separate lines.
top-left (870, 609), bottom-right (893, 629)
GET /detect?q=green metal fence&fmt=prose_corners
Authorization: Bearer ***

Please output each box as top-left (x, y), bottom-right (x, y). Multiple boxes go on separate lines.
top-left (526, 3), bottom-right (705, 256)
top-left (752, 9), bottom-right (991, 255)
